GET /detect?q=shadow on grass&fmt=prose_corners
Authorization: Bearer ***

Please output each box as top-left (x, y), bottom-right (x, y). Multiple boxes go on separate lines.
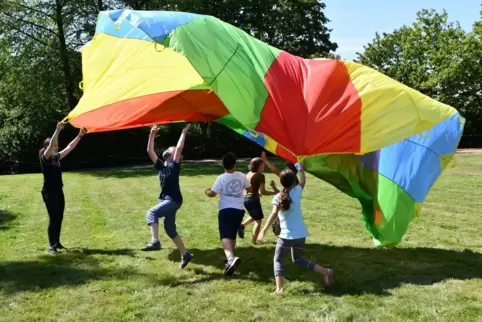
top-left (77, 161), bottom-right (286, 179)
top-left (163, 244), bottom-right (482, 296)
top-left (0, 251), bottom-right (142, 294)
top-left (0, 210), bottom-right (18, 231)
top-left (67, 247), bottom-right (137, 256)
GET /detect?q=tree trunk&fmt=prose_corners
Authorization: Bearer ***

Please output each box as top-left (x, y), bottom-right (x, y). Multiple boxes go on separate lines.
top-left (55, 0), bottom-right (77, 109)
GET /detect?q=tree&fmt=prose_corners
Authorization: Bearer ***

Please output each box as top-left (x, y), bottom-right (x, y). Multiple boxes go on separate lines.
top-left (0, 0), bottom-right (104, 164)
top-left (1, 0), bottom-right (339, 171)
top-left (356, 9), bottom-right (482, 135)
top-left (120, 0), bottom-right (338, 58)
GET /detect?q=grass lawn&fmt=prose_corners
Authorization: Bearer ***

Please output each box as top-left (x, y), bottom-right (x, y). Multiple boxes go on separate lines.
top-left (0, 156), bottom-right (481, 322)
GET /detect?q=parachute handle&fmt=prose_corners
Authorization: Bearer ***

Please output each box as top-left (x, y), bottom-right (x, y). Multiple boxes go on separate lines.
top-left (154, 42), bottom-right (164, 52)
top-left (418, 129), bottom-right (431, 139)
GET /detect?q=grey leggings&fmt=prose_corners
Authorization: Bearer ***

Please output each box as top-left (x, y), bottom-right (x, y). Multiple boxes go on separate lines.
top-left (274, 238), bottom-right (316, 276)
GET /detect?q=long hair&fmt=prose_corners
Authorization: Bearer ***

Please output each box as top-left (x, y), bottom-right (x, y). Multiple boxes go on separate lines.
top-left (249, 157), bottom-right (263, 172)
top-left (279, 169), bottom-right (297, 211)
top-left (39, 138), bottom-right (51, 159)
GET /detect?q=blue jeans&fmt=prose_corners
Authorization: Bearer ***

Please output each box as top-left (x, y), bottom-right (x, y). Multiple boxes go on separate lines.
top-left (146, 199), bottom-right (181, 239)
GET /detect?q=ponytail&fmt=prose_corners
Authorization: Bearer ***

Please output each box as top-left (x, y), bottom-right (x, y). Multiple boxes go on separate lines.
top-left (279, 187), bottom-right (292, 211)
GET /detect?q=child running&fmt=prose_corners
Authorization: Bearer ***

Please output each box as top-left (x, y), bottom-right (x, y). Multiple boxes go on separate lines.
top-left (239, 157), bottom-right (279, 245)
top-left (141, 124), bottom-right (192, 269)
top-left (261, 151), bottom-right (300, 236)
top-left (205, 152), bottom-right (251, 276)
top-left (259, 165), bottom-right (333, 294)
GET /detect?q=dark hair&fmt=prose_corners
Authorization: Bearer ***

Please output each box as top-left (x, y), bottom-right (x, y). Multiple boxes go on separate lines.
top-left (279, 169), bottom-right (297, 211)
top-left (249, 157), bottom-right (263, 172)
top-left (284, 163), bottom-right (300, 185)
top-left (222, 152), bottom-right (237, 170)
top-left (39, 138), bottom-right (51, 158)
top-left (285, 162), bottom-right (298, 173)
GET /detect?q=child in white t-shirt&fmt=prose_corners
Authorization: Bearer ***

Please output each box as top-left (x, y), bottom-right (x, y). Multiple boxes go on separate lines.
top-left (205, 152), bottom-right (251, 276)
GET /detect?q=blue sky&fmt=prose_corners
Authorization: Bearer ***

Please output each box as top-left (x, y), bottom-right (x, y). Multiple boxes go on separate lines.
top-left (324, 0), bottom-right (481, 60)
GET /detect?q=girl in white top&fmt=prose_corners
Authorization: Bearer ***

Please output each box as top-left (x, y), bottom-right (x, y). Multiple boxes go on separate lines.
top-left (259, 166), bottom-right (333, 294)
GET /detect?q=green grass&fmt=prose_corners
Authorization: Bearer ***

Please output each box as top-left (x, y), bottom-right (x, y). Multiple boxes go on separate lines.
top-left (1, 156), bottom-right (481, 322)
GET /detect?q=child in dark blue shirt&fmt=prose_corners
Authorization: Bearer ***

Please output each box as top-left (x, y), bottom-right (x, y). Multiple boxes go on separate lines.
top-left (141, 124), bottom-right (193, 269)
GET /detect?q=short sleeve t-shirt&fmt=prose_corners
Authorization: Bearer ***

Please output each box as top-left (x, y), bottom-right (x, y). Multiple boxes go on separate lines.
top-left (272, 185), bottom-right (309, 239)
top-left (212, 171), bottom-right (251, 210)
top-left (155, 158), bottom-right (182, 204)
top-left (40, 153), bottom-right (63, 193)
top-left (246, 172), bottom-right (265, 198)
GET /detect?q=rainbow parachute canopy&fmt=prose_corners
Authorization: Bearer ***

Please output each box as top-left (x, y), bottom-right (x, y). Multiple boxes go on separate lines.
top-left (68, 9), bottom-right (465, 246)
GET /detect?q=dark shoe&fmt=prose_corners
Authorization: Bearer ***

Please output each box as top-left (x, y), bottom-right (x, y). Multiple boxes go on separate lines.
top-left (224, 257), bottom-right (241, 276)
top-left (238, 225), bottom-right (245, 239)
top-left (55, 242), bottom-right (65, 250)
top-left (141, 240), bottom-right (161, 251)
top-left (180, 252), bottom-right (193, 269)
top-left (47, 247), bottom-right (58, 255)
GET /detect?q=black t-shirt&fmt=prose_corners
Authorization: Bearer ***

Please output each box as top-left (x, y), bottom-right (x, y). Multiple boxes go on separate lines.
top-left (155, 158), bottom-right (182, 204)
top-left (40, 153), bottom-right (63, 193)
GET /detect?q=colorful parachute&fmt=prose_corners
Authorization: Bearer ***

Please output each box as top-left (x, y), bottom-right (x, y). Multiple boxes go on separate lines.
top-left (67, 9), bottom-right (465, 246)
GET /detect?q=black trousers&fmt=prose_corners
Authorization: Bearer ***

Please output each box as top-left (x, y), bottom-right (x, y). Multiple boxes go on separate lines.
top-left (42, 190), bottom-right (65, 247)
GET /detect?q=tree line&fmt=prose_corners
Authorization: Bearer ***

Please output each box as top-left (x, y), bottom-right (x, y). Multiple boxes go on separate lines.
top-left (0, 1), bottom-right (480, 174)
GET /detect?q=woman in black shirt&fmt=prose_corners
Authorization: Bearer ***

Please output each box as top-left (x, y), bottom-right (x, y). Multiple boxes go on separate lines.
top-left (40, 122), bottom-right (86, 254)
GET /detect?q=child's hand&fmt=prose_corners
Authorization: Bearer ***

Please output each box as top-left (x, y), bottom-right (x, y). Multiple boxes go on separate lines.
top-left (204, 188), bottom-right (212, 196)
top-left (150, 125), bottom-right (159, 134)
top-left (56, 121), bottom-right (67, 131)
top-left (269, 180), bottom-right (276, 188)
top-left (257, 230), bottom-right (266, 243)
top-left (294, 162), bottom-right (302, 171)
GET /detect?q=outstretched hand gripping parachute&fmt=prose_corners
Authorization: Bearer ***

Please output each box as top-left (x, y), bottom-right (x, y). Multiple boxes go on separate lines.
top-left (67, 9), bottom-right (465, 247)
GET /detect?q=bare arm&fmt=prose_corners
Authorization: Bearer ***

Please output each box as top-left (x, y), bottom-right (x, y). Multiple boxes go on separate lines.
top-left (258, 205), bottom-right (280, 242)
top-left (173, 124), bottom-right (191, 163)
top-left (205, 188), bottom-right (217, 198)
top-left (147, 125), bottom-right (159, 164)
top-left (261, 151), bottom-right (280, 176)
top-left (43, 122), bottom-right (65, 160)
top-left (260, 181), bottom-right (278, 196)
top-left (59, 128), bottom-right (86, 160)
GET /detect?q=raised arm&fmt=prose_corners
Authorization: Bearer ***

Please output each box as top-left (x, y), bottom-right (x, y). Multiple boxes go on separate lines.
top-left (261, 151), bottom-right (280, 176)
top-left (298, 165), bottom-right (306, 189)
top-left (147, 125), bottom-right (159, 164)
top-left (173, 124), bottom-right (191, 163)
top-left (43, 122), bottom-right (65, 160)
top-left (59, 128), bottom-right (86, 160)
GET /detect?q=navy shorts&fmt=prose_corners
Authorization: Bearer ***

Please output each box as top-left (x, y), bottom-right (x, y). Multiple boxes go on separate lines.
top-left (218, 208), bottom-right (245, 240)
top-left (244, 196), bottom-right (264, 221)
